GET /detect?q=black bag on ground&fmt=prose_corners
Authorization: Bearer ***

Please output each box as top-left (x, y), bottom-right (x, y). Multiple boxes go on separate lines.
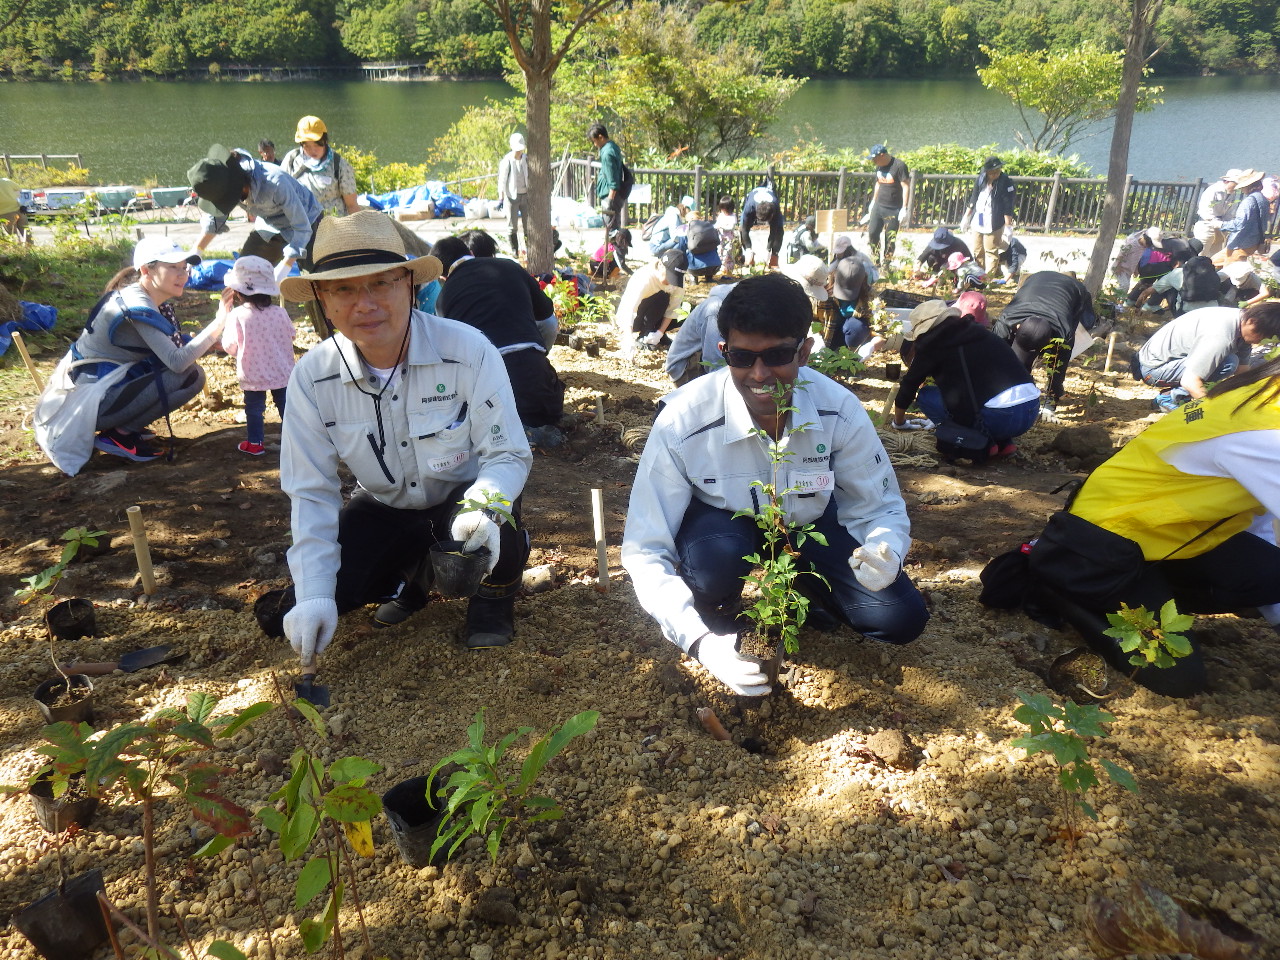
top-left (979, 547), bottom-right (1033, 608)
top-left (879, 289), bottom-right (929, 309)
top-left (1027, 510), bottom-right (1146, 602)
top-left (686, 220), bottom-right (718, 256)
top-left (934, 420), bottom-right (990, 461)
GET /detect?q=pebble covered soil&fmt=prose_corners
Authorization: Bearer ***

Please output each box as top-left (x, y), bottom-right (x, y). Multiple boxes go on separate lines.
top-left (0, 283), bottom-right (1277, 960)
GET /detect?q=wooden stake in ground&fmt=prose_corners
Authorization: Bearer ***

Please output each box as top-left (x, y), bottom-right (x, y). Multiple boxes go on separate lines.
top-left (126, 505), bottom-right (157, 595)
top-left (11, 331), bottom-right (43, 391)
top-left (595, 395), bottom-right (606, 425)
top-left (1103, 331), bottom-right (1118, 374)
top-left (591, 488), bottom-right (609, 593)
top-left (881, 383), bottom-right (900, 424)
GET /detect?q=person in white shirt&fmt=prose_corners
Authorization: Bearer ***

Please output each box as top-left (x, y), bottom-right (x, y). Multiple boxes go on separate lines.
top-left (613, 249), bottom-right (686, 358)
top-left (621, 273), bottom-right (928, 696)
top-left (1193, 168), bottom-right (1240, 258)
top-left (497, 132), bottom-right (530, 256)
top-left (266, 212), bottom-right (533, 667)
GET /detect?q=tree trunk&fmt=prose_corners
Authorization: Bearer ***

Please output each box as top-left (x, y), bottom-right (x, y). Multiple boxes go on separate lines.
top-left (1085, 0), bottom-right (1160, 295)
top-left (525, 69), bottom-right (554, 277)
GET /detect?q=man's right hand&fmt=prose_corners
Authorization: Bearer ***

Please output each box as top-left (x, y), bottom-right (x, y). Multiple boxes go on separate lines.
top-left (284, 598), bottom-right (338, 665)
top-left (695, 632), bottom-right (771, 696)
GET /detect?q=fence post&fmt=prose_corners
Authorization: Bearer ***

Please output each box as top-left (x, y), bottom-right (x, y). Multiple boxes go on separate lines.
top-left (1185, 178), bottom-right (1203, 235)
top-left (40, 154), bottom-right (49, 170)
top-left (1044, 172), bottom-right (1061, 232)
top-left (694, 164), bottom-right (703, 210)
top-left (1119, 174), bottom-right (1134, 231)
top-left (836, 166), bottom-right (847, 212)
top-left (2, 154), bottom-right (10, 177)
top-left (905, 172), bottom-right (917, 226)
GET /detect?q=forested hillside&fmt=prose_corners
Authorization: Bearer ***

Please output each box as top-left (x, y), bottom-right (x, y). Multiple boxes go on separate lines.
top-left (0, 0), bottom-right (1276, 79)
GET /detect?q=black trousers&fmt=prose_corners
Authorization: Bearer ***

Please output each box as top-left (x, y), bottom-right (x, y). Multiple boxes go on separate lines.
top-left (502, 348), bottom-right (564, 429)
top-left (334, 486), bottom-right (528, 611)
top-left (1007, 316), bottom-right (1070, 401)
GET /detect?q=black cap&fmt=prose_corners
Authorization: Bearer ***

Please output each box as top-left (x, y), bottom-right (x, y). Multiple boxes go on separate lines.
top-left (983, 156), bottom-right (1003, 172)
top-left (660, 248), bottom-right (686, 288)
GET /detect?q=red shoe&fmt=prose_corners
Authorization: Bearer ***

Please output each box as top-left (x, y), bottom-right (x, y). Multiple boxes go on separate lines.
top-left (238, 441), bottom-right (265, 456)
top-left (989, 442), bottom-right (1017, 459)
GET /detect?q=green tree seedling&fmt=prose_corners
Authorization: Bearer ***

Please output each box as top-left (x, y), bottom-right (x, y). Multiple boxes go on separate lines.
top-left (429, 709), bottom-right (600, 873)
top-left (219, 680), bottom-right (382, 958)
top-left (1103, 600), bottom-right (1194, 673)
top-left (734, 379), bottom-right (828, 657)
top-left (457, 491), bottom-right (515, 528)
top-left (1012, 690), bottom-right (1138, 846)
top-left (33, 694), bottom-right (273, 944)
top-left (14, 526), bottom-right (109, 604)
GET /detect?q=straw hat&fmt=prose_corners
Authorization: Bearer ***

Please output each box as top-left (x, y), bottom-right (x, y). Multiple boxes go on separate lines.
top-left (905, 300), bottom-right (960, 340)
top-left (1235, 169), bottom-right (1265, 190)
top-left (279, 211), bottom-right (442, 302)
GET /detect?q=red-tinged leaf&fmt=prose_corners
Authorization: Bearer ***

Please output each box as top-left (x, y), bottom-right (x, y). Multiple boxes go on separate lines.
top-left (190, 791), bottom-right (253, 838)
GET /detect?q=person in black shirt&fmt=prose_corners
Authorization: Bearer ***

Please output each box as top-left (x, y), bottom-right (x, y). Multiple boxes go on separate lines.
top-left (990, 272), bottom-right (1097, 412)
top-left (915, 227), bottom-right (971, 277)
top-left (433, 234), bottom-right (565, 433)
top-left (893, 300), bottom-right (1041, 459)
top-left (866, 144), bottom-right (910, 266)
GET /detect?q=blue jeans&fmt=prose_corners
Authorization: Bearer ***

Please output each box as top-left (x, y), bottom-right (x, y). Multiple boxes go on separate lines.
top-left (244, 388), bottom-right (287, 445)
top-left (1141, 354), bottom-right (1238, 390)
top-left (675, 498), bottom-right (928, 646)
top-left (841, 312), bottom-right (871, 351)
top-left (915, 386), bottom-right (1039, 445)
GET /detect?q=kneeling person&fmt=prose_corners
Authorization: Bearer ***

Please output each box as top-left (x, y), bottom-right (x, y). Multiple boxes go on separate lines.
top-left (277, 212), bottom-right (533, 663)
top-left (621, 273), bottom-right (929, 696)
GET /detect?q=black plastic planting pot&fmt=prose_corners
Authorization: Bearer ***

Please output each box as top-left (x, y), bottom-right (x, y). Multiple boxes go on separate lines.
top-left (28, 772), bottom-right (99, 833)
top-left (12, 869), bottom-right (112, 960)
top-left (382, 774), bottom-right (453, 868)
top-left (428, 541), bottom-right (490, 599)
top-left (33, 674), bottom-right (95, 725)
top-left (45, 599), bottom-right (96, 643)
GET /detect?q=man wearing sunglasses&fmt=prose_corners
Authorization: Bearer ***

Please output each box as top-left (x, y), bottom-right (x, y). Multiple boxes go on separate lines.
top-left (622, 274), bottom-right (928, 696)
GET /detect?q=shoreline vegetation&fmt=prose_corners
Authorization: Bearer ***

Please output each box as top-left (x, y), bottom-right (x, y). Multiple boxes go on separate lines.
top-left (1, 0), bottom-right (1278, 84)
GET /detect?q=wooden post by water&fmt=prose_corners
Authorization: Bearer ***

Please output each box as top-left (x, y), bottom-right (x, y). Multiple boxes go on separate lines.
top-left (693, 165), bottom-right (703, 210)
top-left (836, 166), bottom-right (847, 212)
top-left (1044, 172), bottom-right (1062, 232)
top-left (904, 173), bottom-right (917, 226)
top-left (1185, 178), bottom-right (1204, 235)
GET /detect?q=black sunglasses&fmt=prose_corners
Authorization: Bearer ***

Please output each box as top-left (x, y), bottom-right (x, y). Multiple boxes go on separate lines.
top-left (720, 341), bottom-right (802, 369)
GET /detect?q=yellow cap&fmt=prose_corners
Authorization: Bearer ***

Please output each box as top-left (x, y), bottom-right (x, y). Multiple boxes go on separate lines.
top-left (294, 115), bottom-right (327, 143)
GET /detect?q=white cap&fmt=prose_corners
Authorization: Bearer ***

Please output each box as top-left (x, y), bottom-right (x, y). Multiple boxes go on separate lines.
top-left (1144, 227), bottom-right (1164, 245)
top-left (509, 133), bottom-right (526, 152)
top-left (133, 236), bottom-right (201, 269)
top-left (680, 195), bottom-right (697, 212)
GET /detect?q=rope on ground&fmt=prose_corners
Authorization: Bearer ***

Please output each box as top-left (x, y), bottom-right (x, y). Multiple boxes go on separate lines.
top-left (876, 427), bottom-right (939, 469)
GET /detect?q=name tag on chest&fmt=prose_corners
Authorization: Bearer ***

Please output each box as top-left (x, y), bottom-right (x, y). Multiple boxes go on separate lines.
top-left (428, 450), bottom-right (469, 473)
top-left (791, 471), bottom-right (834, 492)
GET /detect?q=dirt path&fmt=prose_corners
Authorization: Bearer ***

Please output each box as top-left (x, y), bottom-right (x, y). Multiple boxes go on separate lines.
top-left (0, 282), bottom-right (1276, 960)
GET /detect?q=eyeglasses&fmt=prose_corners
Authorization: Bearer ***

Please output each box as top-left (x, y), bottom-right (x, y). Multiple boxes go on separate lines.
top-left (720, 342), bottom-right (802, 369)
top-left (318, 273), bottom-right (409, 305)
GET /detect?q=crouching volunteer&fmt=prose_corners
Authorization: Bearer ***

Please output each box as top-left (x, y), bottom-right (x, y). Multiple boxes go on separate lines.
top-left (1015, 357), bottom-right (1280, 698)
top-left (621, 273), bottom-right (929, 696)
top-left (270, 212), bottom-right (533, 665)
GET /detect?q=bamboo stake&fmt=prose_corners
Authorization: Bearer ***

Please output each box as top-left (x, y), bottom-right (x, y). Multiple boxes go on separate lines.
top-left (595, 395), bottom-right (606, 424)
top-left (1103, 331), bottom-right (1118, 373)
top-left (591, 489), bottom-right (609, 592)
top-left (880, 383), bottom-right (900, 424)
top-left (127, 505), bottom-right (157, 595)
top-left (11, 331), bottom-right (43, 391)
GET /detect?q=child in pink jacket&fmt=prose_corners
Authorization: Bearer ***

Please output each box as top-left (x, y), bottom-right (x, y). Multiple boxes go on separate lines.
top-left (218, 256), bottom-right (296, 455)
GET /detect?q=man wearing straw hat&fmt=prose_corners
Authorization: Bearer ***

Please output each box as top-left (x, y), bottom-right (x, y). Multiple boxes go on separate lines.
top-left (274, 211), bottom-right (533, 666)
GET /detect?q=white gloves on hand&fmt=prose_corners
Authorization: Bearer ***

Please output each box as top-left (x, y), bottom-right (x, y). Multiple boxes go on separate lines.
top-left (273, 258), bottom-right (294, 285)
top-left (451, 510), bottom-right (501, 574)
top-left (696, 632), bottom-right (771, 697)
top-left (859, 212), bottom-right (871, 226)
top-left (891, 418), bottom-right (934, 431)
top-left (285, 597), bottom-right (339, 665)
top-left (896, 208), bottom-right (908, 226)
top-left (849, 540), bottom-right (901, 592)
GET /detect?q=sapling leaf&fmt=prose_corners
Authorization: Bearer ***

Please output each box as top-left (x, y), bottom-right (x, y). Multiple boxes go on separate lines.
top-left (172, 720), bottom-right (216, 748)
top-left (193, 833), bottom-right (235, 858)
top-left (215, 701), bottom-right (275, 738)
top-left (206, 942), bottom-right (249, 960)
top-left (299, 917), bottom-right (329, 954)
top-left (323, 782), bottom-right (382, 823)
top-left (466, 711), bottom-right (487, 751)
top-left (1078, 799), bottom-right (1099, 821)
top-left (344, 819), bottom-right (375, 857)
top-left (185, 691), bottom-right (218, 725)
top-left (296, 855), bottom-right (333, 910)
top-left (281, 803), bottom-right (320, 861)
top-left (257, 806), bottom-right (286, 834)
top-left (329, 756), bottom-right (382, 784)
top-left (292, 698), bottom-right (327, 737)
top-left (1163, 633), bottom-right (1193, 658)
top-left (1100, 758), bottom-right (1139, 794)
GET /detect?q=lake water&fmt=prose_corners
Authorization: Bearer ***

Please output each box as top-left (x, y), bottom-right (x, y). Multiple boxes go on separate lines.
top-left (5, 74), bottom-right (1279, 186)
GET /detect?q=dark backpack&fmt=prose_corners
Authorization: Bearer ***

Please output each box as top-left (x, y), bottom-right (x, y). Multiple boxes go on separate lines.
top-left (618, 162), bottom-right (635, 200)
top-left (686, 220), bottom-right (718, 256)
top-left (639, 212), bottom-right (662, 242)
top-left (1182, 255), bottom-right (1219, 302)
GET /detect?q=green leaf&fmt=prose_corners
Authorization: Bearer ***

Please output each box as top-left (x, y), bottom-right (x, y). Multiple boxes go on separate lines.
top-left (328, 756), bottom-right (382, 784)
top-left (1077, 798), bottom-right (1099, 820)
top-left (546, 710), bottom-right (599, 759)
top-left (299, 917), bottom-right (330, 954)
top-left (193, 833), bottom-right (235, 859)
top-left (293, 698), bottom-right (328, 737)
top-left (1100, 758), bottom-right (1139, 794)
top-left (295, 856), bottom-right (334, 911)
top-left (323, 782), bottom-right (383, 823)
top-left (215, 702), bottom-right (275, 739)
top-left (172, 720), bottom-right (216, 748)
top-left (257, 806), bottom-right (286, 834)
top-left (1163, 632), bottom-right (1193, 658)
top-left (280, 803), bottom-right (319, 861)
top-left (206, 942), bottom-right (249, 960)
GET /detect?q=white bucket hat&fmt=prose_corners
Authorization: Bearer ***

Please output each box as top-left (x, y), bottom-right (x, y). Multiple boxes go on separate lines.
top-left (224, 255), bottom-right (280, 298)
top-left (780, 255), bottom-right (829, 301)
top-left (509, 132), bottom-right (526, 152)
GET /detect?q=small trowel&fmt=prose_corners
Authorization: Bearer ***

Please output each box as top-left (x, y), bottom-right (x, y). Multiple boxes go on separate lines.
top-left (294, 658), bottom-right (331, 708)
top-left (62, 645), bottom-right (182, 676)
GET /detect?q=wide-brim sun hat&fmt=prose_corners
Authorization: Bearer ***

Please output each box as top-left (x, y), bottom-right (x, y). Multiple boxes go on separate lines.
top-left (133, 236), bottom-right (201, 269)
top-left (1235, 168), bottom-right (1265, 190)
top-left (187, 144), bottom-right (243, 218)
top-left (927, 227), bottom-right (952, 251)
top-left (1224, 168), bottom-right (1245, 182)
top-left (224, 255), bottom-right (280, 298)
top-left (780, 255), bottom-right (829, 300)
top-left (279, 210), bottom-right (443, 302)
top-left (905, 300), bottom-right (960, 341)
top-left (295, 115), bottom-right (327, 143)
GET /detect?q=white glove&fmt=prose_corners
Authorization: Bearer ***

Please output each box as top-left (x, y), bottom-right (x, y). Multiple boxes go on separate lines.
top-left (695, 632), bottom-right (771, 696)
top-left (274, 258), bottom-right (294, 285)
top-left (450, 509), bottom-right (501, 574)
top-left (859, 212), bottom-right (871, 226)
top-left (284, 597), bottom-right (339, 665)
top-left (849, 541), bottom-right (901, 592)
top-left (891, 418), bottom-right (931, 431)
top-left (896, 208), bottom-right (908, 226)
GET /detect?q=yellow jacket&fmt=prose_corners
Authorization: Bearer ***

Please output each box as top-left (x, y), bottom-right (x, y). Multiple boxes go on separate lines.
top-left (1071, 390), bottom-right (1280, 560)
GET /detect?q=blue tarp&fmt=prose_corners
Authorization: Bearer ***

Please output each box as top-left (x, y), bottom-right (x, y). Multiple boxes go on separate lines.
top-left (0, 300), bottom-right (57, 356)
top-left (361, 181), bottom-right (465, 218)
top-left (187, 259), bottom-right (299, 291)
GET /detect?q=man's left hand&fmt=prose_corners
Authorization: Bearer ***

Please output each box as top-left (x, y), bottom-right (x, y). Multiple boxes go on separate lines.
top-left (849, 541), bottom-right (901, 592)
top-left (896, 209), bottom-right (908, 227)
top-left (451, 510), bottom-right (501, 574)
